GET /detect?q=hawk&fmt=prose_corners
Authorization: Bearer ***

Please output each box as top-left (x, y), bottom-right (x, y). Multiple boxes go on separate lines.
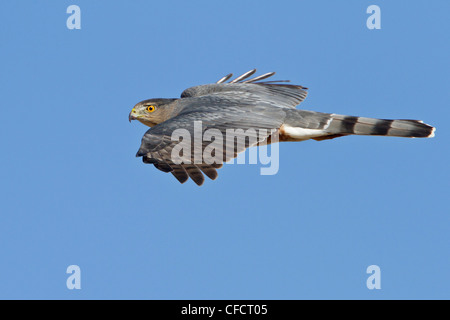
top-left (129, 69), bottom-right (435, 186)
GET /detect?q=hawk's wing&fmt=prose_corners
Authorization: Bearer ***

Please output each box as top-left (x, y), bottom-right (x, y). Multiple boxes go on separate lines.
top-left (136, 100), bottom-right (286, 186)
top-left (180, 69), bottom-right (308, 109)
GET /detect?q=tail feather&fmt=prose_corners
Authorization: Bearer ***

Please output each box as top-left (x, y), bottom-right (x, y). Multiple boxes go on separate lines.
top-left (327, 114), bottom-right (435, 138)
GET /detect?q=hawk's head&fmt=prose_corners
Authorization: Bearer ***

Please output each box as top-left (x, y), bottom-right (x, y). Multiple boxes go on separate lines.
top-left (129, 98), bottom-right (177, 127)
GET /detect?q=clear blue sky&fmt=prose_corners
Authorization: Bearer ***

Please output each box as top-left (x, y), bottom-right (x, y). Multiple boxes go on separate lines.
top-left (0, 0), bottom-right (448, 299)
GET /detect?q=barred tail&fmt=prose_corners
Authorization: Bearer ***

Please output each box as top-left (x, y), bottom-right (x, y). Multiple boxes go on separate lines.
top-left (327, 115), bottom-right (435, 138)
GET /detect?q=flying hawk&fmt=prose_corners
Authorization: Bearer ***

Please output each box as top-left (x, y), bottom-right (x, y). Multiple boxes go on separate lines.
top-left (129, 69), bottom-right (435, 185)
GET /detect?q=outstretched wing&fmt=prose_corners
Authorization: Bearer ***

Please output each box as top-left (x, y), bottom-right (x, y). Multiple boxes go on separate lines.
top-left (180, 69), bottom-right (308, 109)
top-left (136, 99), bottom-right (286, 186)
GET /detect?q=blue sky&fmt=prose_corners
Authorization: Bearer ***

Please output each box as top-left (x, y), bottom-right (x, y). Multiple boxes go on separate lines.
top-left (0, 0), bottom-right (448, 299)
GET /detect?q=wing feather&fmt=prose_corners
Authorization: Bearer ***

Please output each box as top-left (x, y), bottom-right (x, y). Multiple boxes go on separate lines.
top-left (136, 99), bottom-right (284, 185)
top-left (181, 70), bottom-right (308, 109)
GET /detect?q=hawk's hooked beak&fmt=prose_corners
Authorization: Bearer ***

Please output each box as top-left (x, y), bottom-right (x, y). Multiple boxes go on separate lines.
top-left (129, 108), bottom-right (137, 122)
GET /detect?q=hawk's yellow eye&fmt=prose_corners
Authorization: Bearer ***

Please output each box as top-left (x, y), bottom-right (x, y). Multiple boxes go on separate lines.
top-left (147, 105), bottom-right (156, 112)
